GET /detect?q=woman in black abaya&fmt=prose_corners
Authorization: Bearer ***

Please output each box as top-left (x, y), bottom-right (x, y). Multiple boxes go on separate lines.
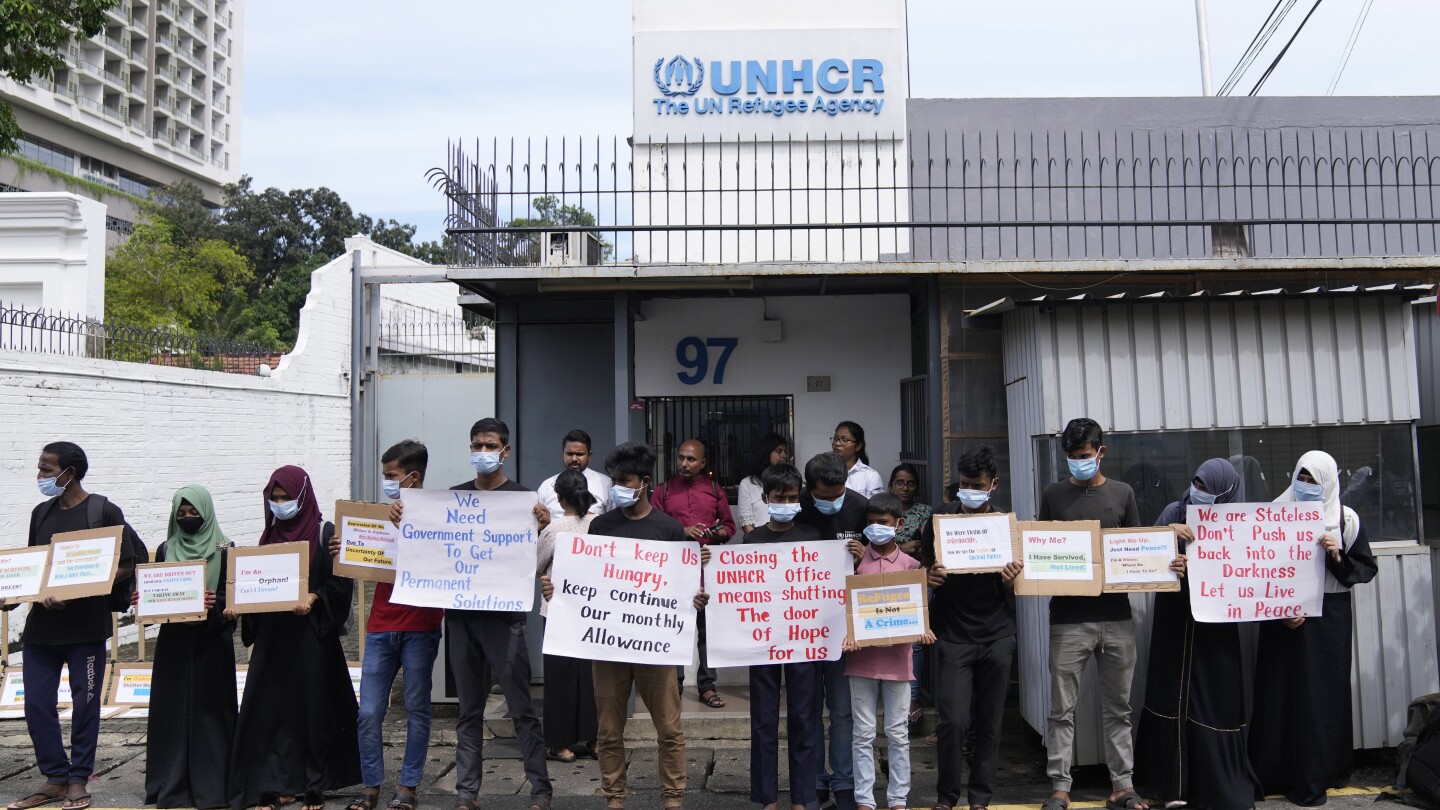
top-left (1135, 458), bottom-right (1261, 810)
top-left (1249, 451), bottom-right (1377, 806)
top-left (229, 466), bottom-right (360, 810)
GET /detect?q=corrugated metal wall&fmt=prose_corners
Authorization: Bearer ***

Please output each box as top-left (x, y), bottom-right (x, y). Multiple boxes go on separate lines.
top-left (1419, 300), bottom-right (1440, 428)
top-left (1002, 294), bottom-right (1437, 763)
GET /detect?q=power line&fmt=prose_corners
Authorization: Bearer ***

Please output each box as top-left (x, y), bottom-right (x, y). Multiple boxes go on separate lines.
top-left (1249, 0), bottom-right (1327, 96)
top-left (1327, 0), bottom-right (1376, 95)
top-left (1219, 0), bottom-right (1298, 96)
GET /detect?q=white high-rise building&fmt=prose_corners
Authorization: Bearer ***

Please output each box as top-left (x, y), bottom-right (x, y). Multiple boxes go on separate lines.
top-left (0, 0), bottom-right (243, 242)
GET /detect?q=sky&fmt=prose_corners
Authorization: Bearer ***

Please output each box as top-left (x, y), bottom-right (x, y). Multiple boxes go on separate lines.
top-left (240, 0), bottom-right (1440, 243)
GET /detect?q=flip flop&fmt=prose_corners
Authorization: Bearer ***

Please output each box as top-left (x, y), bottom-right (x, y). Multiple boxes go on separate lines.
top-left (60, 787), bottom-right (89, 810)
top-left (1105, 792), bottom-right (1148, 810)
top-left (7, 789), bottom-right (64, 810)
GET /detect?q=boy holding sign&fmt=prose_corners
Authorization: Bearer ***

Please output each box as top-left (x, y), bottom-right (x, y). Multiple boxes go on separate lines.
top-left (919, 445), bottom-right (1022, 810)
top-left (842, 494), bottom-right (933, 810)
top-left (1038, 419), bottom-right (1145, 810)
top-left (330, 441), bottom-right (443, 810)
top-left (741, 463), bottom-right (822, 810)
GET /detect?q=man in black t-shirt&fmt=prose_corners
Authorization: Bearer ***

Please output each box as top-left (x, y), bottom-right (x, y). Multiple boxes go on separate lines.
top-left (919, 445), bottom-right (1021, 810)
top-left (1038, 419), bottom-right (1145, 810)
top-left (440, 419), bottom-right (553, 810)
top-left (6, 442), bottom-right (138, 810)
top-left (582, 442), bottom-right (706, 810)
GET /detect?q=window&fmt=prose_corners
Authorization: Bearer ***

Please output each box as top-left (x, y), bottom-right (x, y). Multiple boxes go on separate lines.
top-left (1033, 424), bottom-right (1420, 543)
top-left (645, 395), bottom-right (794, 499)
top-left (17, 137), bottom-right (73, 173)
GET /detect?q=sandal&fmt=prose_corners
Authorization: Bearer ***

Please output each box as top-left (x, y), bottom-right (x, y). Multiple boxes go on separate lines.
top-left (1106, 792), bottom-right (1148, 810)
top-left (8, 787), bottom-right (64, 810)
top-left (258, 794), bottom-right (299, 810)
top-left (60, 787), bottom-right (89, 810)
top-left (347, 793), bottom-right (379, 810)
top-left (455, 799), bottom-right (478, 810)
top-left (1041, 798), bottom-right (1070, 810)
top-left (700, 689), bottom-right (727, 708)
top-left (387, 793), bottom-right (416, 810)
top-left (302, 792), bottom-right (326, 810)
top-left (546, 748), bottom-right (577, 763)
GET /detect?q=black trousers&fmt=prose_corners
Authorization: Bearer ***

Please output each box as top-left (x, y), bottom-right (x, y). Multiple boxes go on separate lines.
top-left (676, 610), bottom-right (717, 694)
top-left (24, 641), bottom-right (107, 784)
top-left (446, 612), bottom-right (552, 800)
top-left (934, 635), bottom-right (1016, 808)
top-left (749, 662), bottom-right (820, 806)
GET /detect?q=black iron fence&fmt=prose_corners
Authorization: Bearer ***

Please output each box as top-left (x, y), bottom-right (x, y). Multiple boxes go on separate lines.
top-left (432, 130), bottom-right (1440, 266)
top-left (0, 305), bottom-right (281, 374)
top-left (377, 305), bottom-right (494, 374)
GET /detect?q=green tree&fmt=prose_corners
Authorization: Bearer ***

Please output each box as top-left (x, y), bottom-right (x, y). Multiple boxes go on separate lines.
top-left (106, 219), bottom-right (252, 335)
top-left (0, 0), bottom-right (120, 154)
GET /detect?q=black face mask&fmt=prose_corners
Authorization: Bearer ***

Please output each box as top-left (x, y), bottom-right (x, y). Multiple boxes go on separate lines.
top-left (176, 516), bottom-right (205, 535)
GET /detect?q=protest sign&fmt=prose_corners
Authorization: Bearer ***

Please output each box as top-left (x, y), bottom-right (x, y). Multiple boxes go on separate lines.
top-left (106, 663), bottom-right (153, 705)
top-left (846, 569), bottom-right (929, 648)
top-left (44, 527), bottom-right (122, 601)
top-left (235, 665), bottom-right (248, 707)
top-left (1186, 502), bottom-right (1327, 622)
top-left (1013, 521), bottom-right (1102, 596)
top-left (391, 489), bottom-right (537, 612)
top-left (0, 668), bottom-right (75, 711)
top-left (703, 540), bottom-right (849, 666)
top-left (226, 542), bottom-right (309, 614)
top-left (1101, 528), bottom-right (1181, 593)
top-left (348, 662), bottom-right (363, 701)
top-left (0, 546), bottom-right (51, 605)
top-left (544, 534), bottom-right (701, 665)
top-left (932, 512), bottom-right (1017, 573)
top-left (135, 561), bottom-right (208, 623)
top-left (334, 500), bottom-right (399, 583)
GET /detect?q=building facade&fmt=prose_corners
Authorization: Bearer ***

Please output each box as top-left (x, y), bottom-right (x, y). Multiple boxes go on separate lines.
top-left (0, 0), bottom-right (243, 244)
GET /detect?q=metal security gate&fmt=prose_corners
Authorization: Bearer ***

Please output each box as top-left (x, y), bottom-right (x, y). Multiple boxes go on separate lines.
top-left (644, 395), bottom-right (794, 496)
top-left (899, 375), bottom-right (930, 496)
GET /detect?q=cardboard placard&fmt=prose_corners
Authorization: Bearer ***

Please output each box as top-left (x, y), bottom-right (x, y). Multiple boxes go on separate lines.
top-left (1186, 502), bottom-right (1327, 622)
top-left (1101, 528), bottom-right (1181, 592)
top-left (0, 546), bottom-right (53, 605)
top-left (235, 665), bottom-right (248, 707)
top-left (348, 662), bottom-right (363, 701)
top-left (932, 512), bottom-right (1018, 573)
top-left (333, 500), bottom-right (399, 583)
top-left (391, 489), bottom-right (538, 611)
top-left (106, 663), bottom-right (153, 705)
top-left (135, 561), bottom-right (209, 623)
top-left (0, 666), bottom-right (76, 709)
top-left (703, 540), bottom-right (850, 666)
top-left (44, 527), bottom-right (122, 601)
top-left (226, 542), bottom-right (310, 614)
top-left (846, 569), bottom-right (929, 648)
top-left (1013, 521), bottom-right (1103, 596)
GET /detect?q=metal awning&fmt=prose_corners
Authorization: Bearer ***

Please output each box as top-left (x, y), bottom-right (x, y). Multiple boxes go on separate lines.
top-left (965, 283), bottom-right (1437, 318)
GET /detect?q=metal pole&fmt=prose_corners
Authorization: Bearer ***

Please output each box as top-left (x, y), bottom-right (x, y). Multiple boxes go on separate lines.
top-left (349, 250), bottom-right (364, 500)
top-left (1195, 0), bottom-right (1215, 96)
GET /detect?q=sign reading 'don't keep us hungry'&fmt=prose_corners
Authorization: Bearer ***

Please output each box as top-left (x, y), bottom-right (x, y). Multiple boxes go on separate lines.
top-left (391, 489), bottom-right (537, 612)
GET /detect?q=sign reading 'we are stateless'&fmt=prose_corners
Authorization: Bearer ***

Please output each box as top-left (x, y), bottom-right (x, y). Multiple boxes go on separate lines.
top-left (1186, 502), bottom-right (1326, 622)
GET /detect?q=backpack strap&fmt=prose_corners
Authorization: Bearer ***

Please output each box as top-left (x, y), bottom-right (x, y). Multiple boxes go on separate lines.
top-left (86, 494), bottom-right (108, 528)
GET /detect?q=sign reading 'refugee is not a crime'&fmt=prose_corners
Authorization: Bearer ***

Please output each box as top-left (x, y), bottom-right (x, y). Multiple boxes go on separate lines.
top-left (391, 489), bottom-right (538, 612)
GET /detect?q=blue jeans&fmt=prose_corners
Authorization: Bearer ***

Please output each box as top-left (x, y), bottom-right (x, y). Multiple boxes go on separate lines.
top-left (850, 677), bottom-right (911, 809)
top-left (815, 658), bottom-right (854, 791)
top-left (358, 630), bottom-right (442, 789)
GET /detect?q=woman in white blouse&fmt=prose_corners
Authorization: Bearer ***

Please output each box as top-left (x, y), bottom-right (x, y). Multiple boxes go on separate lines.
top-left (536, 470), bottom-right (598, 763)
top-left (736, 433), bottom-right (790, 537)
top-left (833, 420), bottom-right (884, 497)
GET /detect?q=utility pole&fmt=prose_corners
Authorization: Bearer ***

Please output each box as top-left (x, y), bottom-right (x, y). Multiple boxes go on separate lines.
top-left (1194, 0), bottom-right (1215, 95)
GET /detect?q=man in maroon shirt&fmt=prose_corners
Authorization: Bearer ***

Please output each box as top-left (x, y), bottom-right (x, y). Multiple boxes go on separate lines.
top-left (652, 439), bottom-right (736, 707)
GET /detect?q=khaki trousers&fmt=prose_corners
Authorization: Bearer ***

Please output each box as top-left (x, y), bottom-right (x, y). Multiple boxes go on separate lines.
top-left (593, 660), bottom-right (686, 807)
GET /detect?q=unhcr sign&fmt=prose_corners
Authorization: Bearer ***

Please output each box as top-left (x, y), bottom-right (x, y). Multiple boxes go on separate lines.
top-left (633, 18), bottom-right (907, 141)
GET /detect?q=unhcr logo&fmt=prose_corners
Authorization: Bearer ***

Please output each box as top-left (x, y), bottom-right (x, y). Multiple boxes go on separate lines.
top-left (654, 55), bottom-right (705, 98)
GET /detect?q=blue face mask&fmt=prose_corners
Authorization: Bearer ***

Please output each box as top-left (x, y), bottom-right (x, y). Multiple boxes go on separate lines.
top-left (1292, 480), bottom-right (1324, 502)
top-left (863, 523), bottom-right (896, 544)
top-left (270, 499), bottom-right (301, 521)
top-left (767, 502), bottom-right (802, 523)
top-left (37, 475), bottom-right (67, 498)
top-left (1067, 456), bottom-right (1100, 481)
top-left (611, 483), bottom-right (644, 508)
top-left (471, 451), bottom-right (502, 474)
top-left (957, 487), bottom-right (992, 510)
top-left (382, 479), bottom-right (403, 500)
top-left (813, 493), bottom-right (845, 515)
top-left (1189, 484), bottom-right (1218, 505)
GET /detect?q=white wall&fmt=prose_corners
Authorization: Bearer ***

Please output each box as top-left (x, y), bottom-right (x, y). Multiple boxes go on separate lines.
top-left (633, 294), bottom-right (911, 475)
top-left (0, 192), bottom-right (106, 318)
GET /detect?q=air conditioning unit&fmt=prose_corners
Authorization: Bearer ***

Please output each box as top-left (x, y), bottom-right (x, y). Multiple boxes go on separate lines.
top-left (541, 231), bottom-right (603, 267)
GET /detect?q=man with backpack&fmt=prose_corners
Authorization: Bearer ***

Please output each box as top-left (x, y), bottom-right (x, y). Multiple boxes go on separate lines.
top-left (652, 439), bottom-right (735, 708)
top-left (4, 442), bottom-right (141, 810)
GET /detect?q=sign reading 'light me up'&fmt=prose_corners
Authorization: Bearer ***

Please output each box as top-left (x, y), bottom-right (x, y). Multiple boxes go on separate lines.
top-left (633, 27), bottom-right (908, 140)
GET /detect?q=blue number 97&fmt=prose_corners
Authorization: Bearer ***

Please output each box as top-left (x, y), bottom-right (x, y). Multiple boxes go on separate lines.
top-left (676, 336), bottom-right (707, 385)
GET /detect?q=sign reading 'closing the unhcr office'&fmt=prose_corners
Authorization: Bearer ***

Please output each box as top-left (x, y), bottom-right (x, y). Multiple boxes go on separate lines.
top-left (633, 27), bottom-right (908, 140)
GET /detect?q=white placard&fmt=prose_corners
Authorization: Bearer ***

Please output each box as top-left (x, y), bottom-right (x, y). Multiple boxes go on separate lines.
top-left (109, 667), bottom-right (153, 705)
top-left (544, 534), bottom-right (701, 665)
top-left (0, 547), bottom-right (50, 603)
top-left (703, 540), bottom-right (849, 666)
top-left (1102, 529), bottom-right (1180, 588)
top-left (1187, 503), bottom-right (1327, 623)
top-left (0, 669), bottom-right (73, 707)
top-left (233, 553), bottom-right (300, 606)
top-left (934, 513), bottom-right (1016, 572)
top-left (45, 535), bottom-right (118, 593)
top-left (392, 489), bottom-right (538, 612)
top-left (1021, 529), bottom-right (1096, 580)
top-left (136, 563), bottom-right (207, 619)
